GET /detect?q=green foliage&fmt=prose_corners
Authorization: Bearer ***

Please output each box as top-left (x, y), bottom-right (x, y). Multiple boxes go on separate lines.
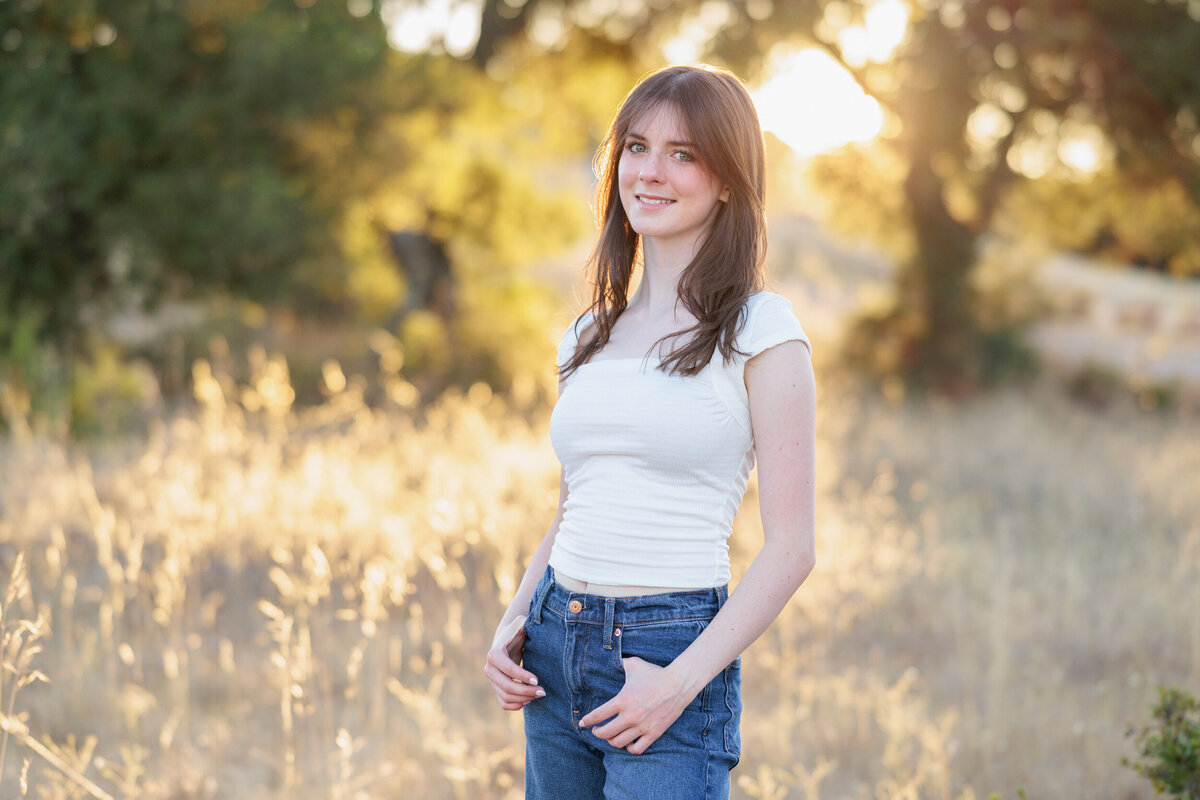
top-left (453, 275), bottom-right (562, 398)
top-left (390, 274), bottom-right (562, 404)
top-left (1002, 172), bottom-right (1200, 278)
top-left (1125, 686), bottom-right (1200, 799)
top-left (0, 326), bottom-right (160, 437)
top-left (5, 0), bottom-right (1197, 410)
top-left (338, 50), bottom-right (602, 274)
top-left (0, 0), bottom-right (390, 348)
top-left (0, 303), bottom-right (69, 428)
top-left (69, 344), bottom-right (159, 438)
top-left (0, 2), bottom-right (597, 416)
top-left (976, 325), bottom-right (1040, 386)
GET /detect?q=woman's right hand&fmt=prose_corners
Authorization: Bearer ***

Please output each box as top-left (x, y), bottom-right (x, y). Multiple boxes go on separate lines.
top-left (484, 614), bottom-right (545, 710)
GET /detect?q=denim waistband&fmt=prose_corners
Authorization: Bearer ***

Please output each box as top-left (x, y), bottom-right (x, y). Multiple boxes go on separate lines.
top-left (527, 565), bottom-right (728, 628)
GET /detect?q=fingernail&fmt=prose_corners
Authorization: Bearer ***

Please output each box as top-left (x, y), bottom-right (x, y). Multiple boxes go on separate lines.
top-left (529, 677), bottom-right (538, 686)
top-left (536, 689), bottom-right (546, 698)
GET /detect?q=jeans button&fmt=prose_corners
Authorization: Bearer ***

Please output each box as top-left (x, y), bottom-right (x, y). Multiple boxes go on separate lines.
top-left (613, 628), bottom-right (621, 636)
top-left (569, 600), bottom-right (583, 614)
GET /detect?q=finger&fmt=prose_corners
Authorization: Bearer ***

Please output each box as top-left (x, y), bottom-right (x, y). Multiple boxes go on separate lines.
top-left (579, 697), bottom-right (621, 728)
top-left (592, 712), bottom-right (638, 741)
top-left (497, 687), bottom-right (543, 706)
top-left (491, 679), bottom-right (541, 706)
top-left (604, 725), bottom-right (644, 750)
top-left (485, 661), bottom-right (543, 691)
top-left (486, 649), bottom-right (539, 686)
top-left (496, 682), bottom-right (545, 703)
top-left (626, 733), bottom-right (658, 755)
top-left (504, 681), bottom-right (546, 700)
top-left (484, 664), bottom-right (545, 699)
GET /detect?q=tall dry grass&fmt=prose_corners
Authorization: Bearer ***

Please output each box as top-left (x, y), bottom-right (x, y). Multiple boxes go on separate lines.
top-left (0, 344), bottom-right (1196, 799)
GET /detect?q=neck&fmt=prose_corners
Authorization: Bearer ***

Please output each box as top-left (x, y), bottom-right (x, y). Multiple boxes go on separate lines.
top-left (632, 237), bottom-right (696, 317)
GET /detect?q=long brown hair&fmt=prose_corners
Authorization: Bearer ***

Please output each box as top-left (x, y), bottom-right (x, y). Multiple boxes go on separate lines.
top-left (558, 64), bottom-right (767, 379)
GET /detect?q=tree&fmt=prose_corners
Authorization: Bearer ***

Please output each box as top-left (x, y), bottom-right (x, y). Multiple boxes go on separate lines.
top-left (0, 0), bottom-right (391, 361)
top-left (0, 0), bottom-right (633, 420)
top-left (465, 0), bottom-right (1200, 392)
top-left (720, 0), bottom-right (1200, 391)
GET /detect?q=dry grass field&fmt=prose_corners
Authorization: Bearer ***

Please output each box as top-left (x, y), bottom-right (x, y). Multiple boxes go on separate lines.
top-left (0, 347), bottom-right (1197, 799)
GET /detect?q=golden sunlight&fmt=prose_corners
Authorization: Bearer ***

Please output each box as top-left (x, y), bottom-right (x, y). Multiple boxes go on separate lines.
top-left (751, 48), bottom-right (883, 157)
top-left (384, 0), bottom-right (480, 56)
top-left (750, 0), bottom-right (908, 157)
top-left (840, 0), bottom-right (910, 67)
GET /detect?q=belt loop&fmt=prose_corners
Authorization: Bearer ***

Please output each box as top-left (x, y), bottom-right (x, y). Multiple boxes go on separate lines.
top-left (715, 584), bottom-right (729, 610)
top-left (529, 565), bottom-right (553, 624)
top-left (602, 597), bottom-right (616, 649)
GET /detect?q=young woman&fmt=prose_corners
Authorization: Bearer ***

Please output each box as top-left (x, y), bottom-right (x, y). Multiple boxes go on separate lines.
top-left (483, 64), bottom-right (817, 800)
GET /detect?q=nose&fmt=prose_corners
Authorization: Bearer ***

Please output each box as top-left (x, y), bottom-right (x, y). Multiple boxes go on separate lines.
top-left (639, 152), bottom-right (665, 183)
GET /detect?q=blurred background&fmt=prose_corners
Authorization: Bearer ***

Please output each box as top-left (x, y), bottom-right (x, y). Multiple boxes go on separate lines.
top-left (1, 1), bottom-right (1198, 798)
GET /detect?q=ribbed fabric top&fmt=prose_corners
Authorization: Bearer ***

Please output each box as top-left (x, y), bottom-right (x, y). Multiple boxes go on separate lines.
top-left (548, 291), bottom-right (811, 588)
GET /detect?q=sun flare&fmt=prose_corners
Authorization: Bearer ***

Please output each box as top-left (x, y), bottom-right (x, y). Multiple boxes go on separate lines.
top-left (751, 48), bottom-right (884, 158)
top-left (749, 0), bottom-right (908, 157)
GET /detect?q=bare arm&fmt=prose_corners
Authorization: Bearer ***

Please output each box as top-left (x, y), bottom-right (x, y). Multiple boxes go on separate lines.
top-left (496, 471), bottom-right (567, 632)
top-left (483, 379), bottom-right (571, 710)
top-left (580, 339), bottom-right (817, 752)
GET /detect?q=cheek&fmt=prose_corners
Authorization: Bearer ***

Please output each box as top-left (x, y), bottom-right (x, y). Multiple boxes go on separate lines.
top-left (617, 156), bottom-right (636, 189)
top-left (672, 166), bottom-right (713, 195)
top-left (700, 177), bottom-right (727, 207)
top-left (695, 172), bottom-right (723, 199)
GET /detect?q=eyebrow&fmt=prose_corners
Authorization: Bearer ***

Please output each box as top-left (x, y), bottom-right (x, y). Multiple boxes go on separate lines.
top-left (625, 132), bottom-right (697, 148)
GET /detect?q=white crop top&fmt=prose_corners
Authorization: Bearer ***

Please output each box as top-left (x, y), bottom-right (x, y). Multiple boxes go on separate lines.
top-left (547, 291), bottom-right (811, 588)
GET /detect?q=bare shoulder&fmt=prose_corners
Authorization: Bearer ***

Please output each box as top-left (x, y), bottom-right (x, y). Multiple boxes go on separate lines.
top-left (744, 338), bottom-right (814, 394)
top-left (745, 340), bottom-right (816, 457)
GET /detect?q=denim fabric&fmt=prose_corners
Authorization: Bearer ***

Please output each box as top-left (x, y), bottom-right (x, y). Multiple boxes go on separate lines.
top-left (522, 566), bottom-right (742, 800)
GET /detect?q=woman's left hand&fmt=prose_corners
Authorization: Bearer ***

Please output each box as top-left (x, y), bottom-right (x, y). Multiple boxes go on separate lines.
top-left (578, 656), bottom-right (694, 754)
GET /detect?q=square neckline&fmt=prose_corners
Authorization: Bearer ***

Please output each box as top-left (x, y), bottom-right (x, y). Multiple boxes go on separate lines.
top-left (568, 315), bottom-right (686, 368)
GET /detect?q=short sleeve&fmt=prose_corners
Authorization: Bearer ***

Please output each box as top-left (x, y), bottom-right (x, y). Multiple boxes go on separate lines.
top-left (741, 293), bottom-right (811, 359)
top-left (705, 291), bottom-right (811, 439)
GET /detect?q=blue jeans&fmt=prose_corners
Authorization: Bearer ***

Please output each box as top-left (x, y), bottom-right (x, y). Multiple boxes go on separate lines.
top-left (521, 566), bottom-right (742, 800)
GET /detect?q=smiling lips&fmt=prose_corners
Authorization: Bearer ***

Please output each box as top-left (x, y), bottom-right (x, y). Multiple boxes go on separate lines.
top-left (636, 195), bottom-right (675, 206)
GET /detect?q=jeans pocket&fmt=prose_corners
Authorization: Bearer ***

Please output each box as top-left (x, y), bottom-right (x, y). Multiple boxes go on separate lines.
top-left (614, 618), bottom-right (708, 669)
top-left (615, 618), bottom-right (712, 711)
top-left (722, 659), bottom-right (742, 763)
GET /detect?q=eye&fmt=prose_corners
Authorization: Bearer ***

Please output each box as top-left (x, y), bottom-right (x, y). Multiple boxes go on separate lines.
top-left (673, 150), bottom-right (695, 163)
top-left (625, 141), bottom-right (647, 154)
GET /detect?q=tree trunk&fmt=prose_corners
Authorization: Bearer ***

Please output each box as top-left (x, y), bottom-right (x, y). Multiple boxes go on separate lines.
top-left (899, 148), bottom-right (980, 392)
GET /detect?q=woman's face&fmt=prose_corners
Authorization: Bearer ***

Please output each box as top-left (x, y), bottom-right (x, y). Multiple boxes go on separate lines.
top-left (617, 104), bottom-right (730, 254)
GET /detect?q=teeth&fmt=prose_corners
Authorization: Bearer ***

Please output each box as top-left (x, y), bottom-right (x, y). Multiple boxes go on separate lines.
top-left (640, 197), bottom-right (673, 205)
